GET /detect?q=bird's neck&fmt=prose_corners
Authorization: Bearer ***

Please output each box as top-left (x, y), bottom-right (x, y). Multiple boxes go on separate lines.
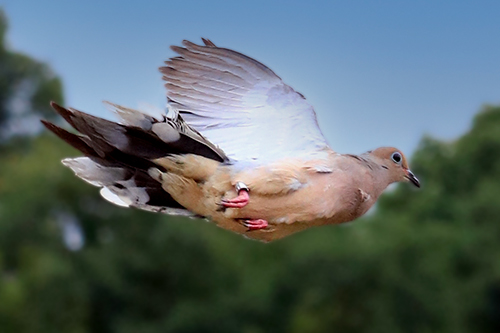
top-left (353, 153), bottom-right (394, 195)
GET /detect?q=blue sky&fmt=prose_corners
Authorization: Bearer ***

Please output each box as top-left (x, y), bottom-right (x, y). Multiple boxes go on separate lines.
top-left (3, 0), bottom-right (500, 156)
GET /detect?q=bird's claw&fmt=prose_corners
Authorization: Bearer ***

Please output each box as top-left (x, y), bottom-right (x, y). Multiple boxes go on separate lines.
top-left (221, 188), bottom-right (249, 208)
top-left (243, 219), bottom-right (268, 231)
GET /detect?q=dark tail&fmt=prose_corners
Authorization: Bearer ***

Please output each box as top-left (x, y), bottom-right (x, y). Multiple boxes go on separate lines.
top-left (42, 102), bottom-right (228, 215)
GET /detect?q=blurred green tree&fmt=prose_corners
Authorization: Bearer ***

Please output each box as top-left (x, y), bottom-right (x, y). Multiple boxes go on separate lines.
top-left (0, 8), bottom-right (63, 140)
top-left (3, 107), bottom-right (500, 333)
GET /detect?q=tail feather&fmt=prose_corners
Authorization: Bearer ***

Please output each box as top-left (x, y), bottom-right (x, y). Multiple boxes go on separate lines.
top-left (50, 102), bottom-right (226, 161)
top-left (42, 102), bottom-right (228, 215)
top-left (41, 120), bottom-right (96, 156)
top-left (104, 101), bottom-right (156, 130)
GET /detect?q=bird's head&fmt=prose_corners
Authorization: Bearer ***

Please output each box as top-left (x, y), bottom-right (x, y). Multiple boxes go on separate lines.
top-left (368, 147), bottom-right (420, 188)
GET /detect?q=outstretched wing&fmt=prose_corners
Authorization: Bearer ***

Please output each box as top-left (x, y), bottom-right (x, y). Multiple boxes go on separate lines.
top-left (161, 39), bottom-right (331, 164)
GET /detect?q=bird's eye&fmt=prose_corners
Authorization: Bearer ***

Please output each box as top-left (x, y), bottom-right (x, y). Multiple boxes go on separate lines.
top-left (391, 152), bottom-right (402, 164)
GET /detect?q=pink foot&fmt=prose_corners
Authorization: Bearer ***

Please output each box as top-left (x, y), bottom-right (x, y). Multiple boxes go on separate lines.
top-left (221, 190), bottom-right (249, 208)
top-left (243, 219), bottom-right (268, 231)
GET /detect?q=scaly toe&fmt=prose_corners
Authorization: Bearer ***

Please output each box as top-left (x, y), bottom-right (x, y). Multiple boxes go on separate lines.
top-left (221, 201), bottom-right (248, 208)
top-left (243, 219), bottom-right (268, 231)
top-left (221, 190), bottom-right (249, 208)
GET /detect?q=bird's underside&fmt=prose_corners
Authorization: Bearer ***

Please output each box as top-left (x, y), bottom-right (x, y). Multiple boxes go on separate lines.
top-left (42, 38), bottom-right (419, 242)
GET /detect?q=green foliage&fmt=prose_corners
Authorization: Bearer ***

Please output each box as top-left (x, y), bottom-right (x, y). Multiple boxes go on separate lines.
top-left (0, 8), bottom-right (63, 138)
top-left (2, 106), bottom-right (500, 332)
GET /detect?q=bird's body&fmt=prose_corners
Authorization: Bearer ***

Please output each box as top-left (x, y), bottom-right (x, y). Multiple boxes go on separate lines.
top-left (148, 148), bottom-right (403, 242)
top-left (43, 39), bottom-right (419, 242)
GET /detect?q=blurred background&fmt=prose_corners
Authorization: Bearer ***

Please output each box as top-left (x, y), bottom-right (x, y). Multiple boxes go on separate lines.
top-left (1, 1), bottom-right (500, 332)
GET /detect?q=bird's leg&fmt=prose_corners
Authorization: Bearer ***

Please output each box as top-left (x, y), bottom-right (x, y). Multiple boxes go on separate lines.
top-left (221, 182), bottom-right (250, 208)
top-left (243, 219), bottom-right (268, 231)
top-left (221, 182), bottom-right (268, 230)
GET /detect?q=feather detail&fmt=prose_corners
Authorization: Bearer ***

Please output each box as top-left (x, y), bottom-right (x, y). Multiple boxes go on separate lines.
top-left (42, 102), bottom-right (228, 215)
top-left (160, 39), bottom-right (331, 165)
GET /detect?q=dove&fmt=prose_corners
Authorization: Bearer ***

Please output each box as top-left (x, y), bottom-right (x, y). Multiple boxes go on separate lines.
top-left (42, 38), bottom-right (420, 242)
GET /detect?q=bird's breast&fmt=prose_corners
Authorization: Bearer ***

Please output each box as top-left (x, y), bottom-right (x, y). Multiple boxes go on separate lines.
top-left (227, 171), bottom-right (363, 225)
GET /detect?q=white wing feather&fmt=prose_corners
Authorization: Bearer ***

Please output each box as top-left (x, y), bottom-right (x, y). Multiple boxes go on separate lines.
top-left (161, 40), bottom-right (330, 165)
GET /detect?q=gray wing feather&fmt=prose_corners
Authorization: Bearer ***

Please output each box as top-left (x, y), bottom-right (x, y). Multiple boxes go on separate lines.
top-left (161, 39), bottom-right (330, 164)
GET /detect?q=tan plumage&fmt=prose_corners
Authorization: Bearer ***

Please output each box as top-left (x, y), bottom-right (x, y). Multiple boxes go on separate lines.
top-left (147, 147), bottom-right (417, 242)
top-left (42, 38), bottom-right (419, 242)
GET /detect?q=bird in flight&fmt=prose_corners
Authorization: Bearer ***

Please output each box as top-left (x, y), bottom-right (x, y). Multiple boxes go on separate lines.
top-left (42, 38), bottom-right (420, 242)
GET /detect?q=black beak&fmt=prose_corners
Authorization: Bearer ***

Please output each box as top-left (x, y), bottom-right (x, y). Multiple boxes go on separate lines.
top-left (406, 170), bottom-right (420, 188)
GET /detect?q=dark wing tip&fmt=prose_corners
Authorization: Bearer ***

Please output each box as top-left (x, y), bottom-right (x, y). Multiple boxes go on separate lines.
top-left (169, 45), bottom-right (185, 53)
top-left (201, 38), bottom-right (216, 47)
